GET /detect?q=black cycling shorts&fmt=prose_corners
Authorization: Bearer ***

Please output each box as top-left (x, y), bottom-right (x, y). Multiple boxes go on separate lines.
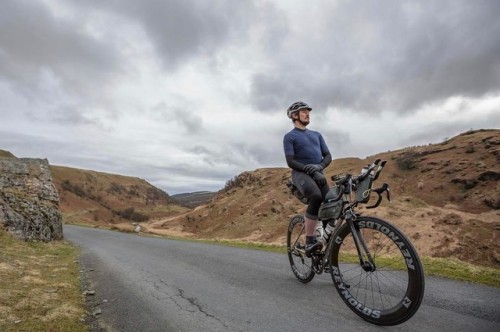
top-left (292, 171), bottom-right (329, 220)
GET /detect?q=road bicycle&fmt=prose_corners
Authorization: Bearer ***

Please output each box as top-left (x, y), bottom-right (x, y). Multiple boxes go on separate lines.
top-left (286, 159), bottom-right (425, 326)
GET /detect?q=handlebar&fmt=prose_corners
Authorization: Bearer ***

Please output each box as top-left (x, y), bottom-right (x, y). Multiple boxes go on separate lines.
top-left (365, 182), bottom-right (391, 209)
top-left (330, 159), bottom-right (390, 208)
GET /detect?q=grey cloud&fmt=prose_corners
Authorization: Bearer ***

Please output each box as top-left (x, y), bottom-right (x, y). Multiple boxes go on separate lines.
top-left (126, 160), bottom-right (240, 194)
top-left (250, 0), bottom-right (500, 115)
top-left (317, 128), bottom-right (352, 159)
top-left (185, 141), bottom-right (280, 170)
top-left (0, 0), bottom-right (121, 101)
top-left (0, 131), bottom-right (66, 160)
top-left (151, 102), bottom-right (203, 133)
top-left (400, 110), bottom-right (500, 148)
top-left (233, 142), bottom-right (283, 167)
top-left (190, 145), bottom-right (211, 155)
top-left (174, 111), bottom-right (203, 134)
top-left (186, 145), bottom-right (239, 169)
top-left (0, 131), bottom-right (117, 173)
top-left (21, 104), bottom-right (103, 128)
top-left (72, 0), bottom-right (259, 71)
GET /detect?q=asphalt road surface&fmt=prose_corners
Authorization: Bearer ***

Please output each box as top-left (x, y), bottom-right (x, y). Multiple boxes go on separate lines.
top-left (64, 225), bottom-right (500, 332)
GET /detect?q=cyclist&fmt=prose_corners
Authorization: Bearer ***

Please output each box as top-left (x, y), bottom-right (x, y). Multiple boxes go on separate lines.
top-left (283, 101), bottom-right (332, 257)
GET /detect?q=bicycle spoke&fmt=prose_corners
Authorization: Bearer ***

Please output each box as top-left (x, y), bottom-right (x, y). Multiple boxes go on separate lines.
top-left (375, 271), bottom-right (408, 294)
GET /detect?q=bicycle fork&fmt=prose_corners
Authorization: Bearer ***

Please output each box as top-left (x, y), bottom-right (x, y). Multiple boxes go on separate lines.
top-left (345, 211), bottom-right (377, 272)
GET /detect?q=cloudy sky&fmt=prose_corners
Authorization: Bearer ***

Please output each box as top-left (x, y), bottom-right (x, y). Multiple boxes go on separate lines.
top-left (1, 0), bottom-right (499, 194)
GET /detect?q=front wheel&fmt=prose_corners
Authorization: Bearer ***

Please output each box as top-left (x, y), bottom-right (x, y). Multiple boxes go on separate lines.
top-left (328, 216), bottom-right (425, 326)
top-left (287, 215), bottom-right (315, 283)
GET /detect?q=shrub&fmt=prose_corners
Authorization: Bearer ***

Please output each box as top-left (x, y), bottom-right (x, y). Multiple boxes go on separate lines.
top-left (61, 179), bottom-right (86, 198)
top-left (108, 182), bottom-right (125, 194)
top-left (116, 207), bottom-right (149, 222)
top-left (465, 143), bottom-right (475, 153)
top-left (223, 172), bottom-right (261, 192)
top-left (396, 152), bottom-right (419, 171)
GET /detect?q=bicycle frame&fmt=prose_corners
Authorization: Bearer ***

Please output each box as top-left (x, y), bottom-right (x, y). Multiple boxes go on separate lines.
top-left (294, 159), bottom-right (390, 272)
top-left (321, 196), bottom-right (378, 273)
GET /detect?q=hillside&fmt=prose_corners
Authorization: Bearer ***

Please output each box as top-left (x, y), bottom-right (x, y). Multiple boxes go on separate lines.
top-left (147, 129), bottom-right (500, 267)
top-left (50, 166), bottom-right (188, 225)
top-left (0, 149), bottom-right (16, 158)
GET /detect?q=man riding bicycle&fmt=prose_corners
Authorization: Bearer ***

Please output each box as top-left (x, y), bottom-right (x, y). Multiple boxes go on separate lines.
top-left (283, 101), bottom-right (332, 257)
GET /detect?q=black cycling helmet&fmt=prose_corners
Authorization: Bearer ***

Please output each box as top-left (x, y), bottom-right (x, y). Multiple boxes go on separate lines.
top-left (287, 101), bottom-right (312, 118)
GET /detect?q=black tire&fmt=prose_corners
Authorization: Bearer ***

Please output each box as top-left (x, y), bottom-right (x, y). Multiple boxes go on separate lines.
top-left (328, 216), bottom-right (425, 325)
top-left (287, 215), bottom-right (315, 283)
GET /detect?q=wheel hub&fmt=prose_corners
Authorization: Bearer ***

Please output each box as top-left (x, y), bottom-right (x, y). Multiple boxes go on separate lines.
top-left (362, 261), bottom-right (376, 272)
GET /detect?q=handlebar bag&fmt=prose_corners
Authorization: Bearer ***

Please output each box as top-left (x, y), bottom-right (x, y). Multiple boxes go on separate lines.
top-left (318, 199), bottom-right (342, 221)
top-left (356, 175), bottom-right (374, 203)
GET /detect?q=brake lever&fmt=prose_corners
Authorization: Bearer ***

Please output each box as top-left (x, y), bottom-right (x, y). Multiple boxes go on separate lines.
top-left (372, 160), bottom-right (386, 181)
top-left (358, 159), bottom-right (381, 182)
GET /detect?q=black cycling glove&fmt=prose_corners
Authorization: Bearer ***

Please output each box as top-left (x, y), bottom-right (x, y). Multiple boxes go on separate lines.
top-left (303, 164), bottom-right (323, 175)
top-left (313, 172), bottom-right (327, 186)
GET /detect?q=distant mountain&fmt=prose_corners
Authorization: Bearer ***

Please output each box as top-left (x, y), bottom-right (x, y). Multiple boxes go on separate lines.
top-left (171, 191), bottom-right (216, 208)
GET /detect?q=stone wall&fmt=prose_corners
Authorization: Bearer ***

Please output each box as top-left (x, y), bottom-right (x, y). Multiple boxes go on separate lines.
top-left (0, 157), bottom-right (63, 241)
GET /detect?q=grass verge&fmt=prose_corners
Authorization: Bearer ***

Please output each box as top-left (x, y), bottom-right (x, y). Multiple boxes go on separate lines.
top-left (421, 256), bottom-right (499, 287)
top-left (0, 228), bottom-right (88, 332)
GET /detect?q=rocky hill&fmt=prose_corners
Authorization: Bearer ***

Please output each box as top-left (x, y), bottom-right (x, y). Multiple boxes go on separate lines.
top-left (147, 129), bottom-right (500, 267)
top-left (0, 154), bottom-right (63, 241)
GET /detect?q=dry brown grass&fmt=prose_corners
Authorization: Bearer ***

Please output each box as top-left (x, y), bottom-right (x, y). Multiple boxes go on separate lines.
top-left (0, 228), bottom-right (88, 331)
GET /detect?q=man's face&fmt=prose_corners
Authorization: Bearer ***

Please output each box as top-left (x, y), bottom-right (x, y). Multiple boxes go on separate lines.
top-left (297, 109), bottom-right (310, 125)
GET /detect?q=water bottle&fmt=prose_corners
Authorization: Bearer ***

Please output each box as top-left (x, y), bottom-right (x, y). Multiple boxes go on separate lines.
top-left (314, 220), bottom-right (324, 244)
top-left (322, 221), bottom-right (336, 243)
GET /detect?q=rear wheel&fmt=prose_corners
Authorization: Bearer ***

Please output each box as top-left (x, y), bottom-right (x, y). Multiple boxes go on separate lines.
top-left (329, 216), bottom-right (425, 325)
top-left (287, 215), bottom-right (315, 283)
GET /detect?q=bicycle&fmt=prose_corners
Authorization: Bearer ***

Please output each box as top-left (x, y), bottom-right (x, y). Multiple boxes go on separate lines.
top-left (286, 159), bottom-right (425, 326)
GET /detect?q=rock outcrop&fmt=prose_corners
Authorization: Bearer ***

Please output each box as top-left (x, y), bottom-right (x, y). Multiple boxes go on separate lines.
top-left (0, 157), bottom-right (63, 241)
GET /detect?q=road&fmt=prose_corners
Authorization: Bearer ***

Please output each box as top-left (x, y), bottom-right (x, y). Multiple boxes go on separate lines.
top-left (64, 225), bottom-right (500, 332)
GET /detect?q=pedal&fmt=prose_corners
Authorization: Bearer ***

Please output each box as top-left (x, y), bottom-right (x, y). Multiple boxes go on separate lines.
top-left (305, 242), bottom-right (323, 258)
